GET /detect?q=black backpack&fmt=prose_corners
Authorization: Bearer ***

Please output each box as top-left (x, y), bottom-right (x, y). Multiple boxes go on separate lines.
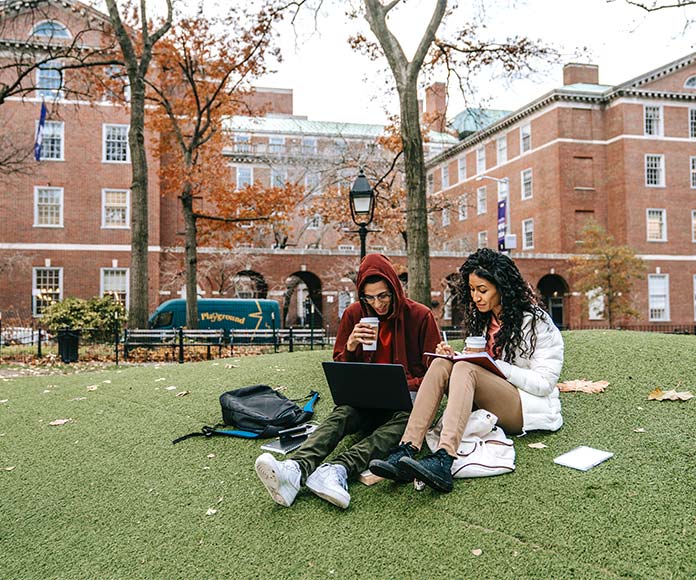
top-left (173, 385), bottom-right (319, 443)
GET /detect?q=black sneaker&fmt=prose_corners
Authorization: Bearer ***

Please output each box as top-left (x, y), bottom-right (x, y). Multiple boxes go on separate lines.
top-left (399, 448), bottom-right (454, 492)
top-left (369, 442), bottom-right (418, 483)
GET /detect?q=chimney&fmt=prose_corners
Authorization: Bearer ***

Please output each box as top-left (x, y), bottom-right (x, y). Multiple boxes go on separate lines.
top-left (423, 82), bottom-right (447, 133)
top-left (563, 63), bottom-right (599, 86)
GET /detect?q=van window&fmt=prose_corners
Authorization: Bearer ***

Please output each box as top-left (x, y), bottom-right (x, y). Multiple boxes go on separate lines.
top-left (153, 311), bottom-right (173, 328)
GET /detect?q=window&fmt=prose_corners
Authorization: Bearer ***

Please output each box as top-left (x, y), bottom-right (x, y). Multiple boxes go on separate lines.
top-left (477, 186), bottom-right (487, 215)
top-left (690, 109), bottom-right (696, 139)
top-left (691, 157), bottom-right (696, 189)
top-left (302, 137), bottom-right (317, 154)
top-left (334, 139), bottom-right (348, 155)
top-left (692, 210), bottom-right (696, 242)
top-left (476, 147), bottom-right (486, 173)
top-left (477, 230), bottom-right (488, 248)
top-left (645, 154), bottom-right (664, 187)
top-left (102, 189), bottom-right (129, 228)
top-left (31, 20), bottom-right (70, 38)
top-left (268, 136), bottom-right (284, 153)
top-left (521, 169), bottom-right (533, 199)
top-left (234, 134), bottom-right (251, 153)
top-left (686, 76), bottom-right (696, 88)
top-left (427, 173), bottom-right (434, 194)
top-left (39, 121), bottom-right (63, 160)
top-left (458, 194), bottom-right (468, 221)
top-left (644, 105), bottom-right (663, 136)
top-left (104, 65), bottom-right (130, 102)
top-left (37, 62), bottom-right (62, 98)
top-left (101, 268), bottom-right (128, 307)
top-left (33, 267), bottom-right (62, 316)
top-left (458, 157), bottom-right (466, 182)
top-left (497, 135), bottom-right (507, 164)
top-left (648, 274), bottom-right (670, 321)
top-left (442, 207), bottom-right (450, 227)
top-left (520, 124), bottom-right (531, 153)
top-left (305, 171), bottom-right (320, 194)
top-left (441, 166), bottom-right (449, 189)
top-left (522, 218), bottom-right (534, 249)
top-left (587, 288), bottom-right (605, 320)
top-left (338, 244), bottom-right (354, 252)
top-left (103, 124), bottom-right (129, 163)
top-left (646, 208), bottom-right (667, 241)
top-left (306, 214), bottom-right (321, 230)
top-left (497, 179), bottom-right (509, 201)
top-left (236, 166), bottom-right (252, 189)
top-left (271, 168), bottom-right (287, 187)
top-left (34, 187), bottom-right (63, 227)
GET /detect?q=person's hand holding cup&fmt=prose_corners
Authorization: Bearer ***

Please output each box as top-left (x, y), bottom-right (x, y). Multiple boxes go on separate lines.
top-left (347, 317), bottom-right (379, 351)
top-left (464, 336), bottom-right (486, 354)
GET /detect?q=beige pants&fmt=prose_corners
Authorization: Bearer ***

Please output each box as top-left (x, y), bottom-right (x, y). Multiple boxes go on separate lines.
top-left (401, 358), bottom-right (524, 457)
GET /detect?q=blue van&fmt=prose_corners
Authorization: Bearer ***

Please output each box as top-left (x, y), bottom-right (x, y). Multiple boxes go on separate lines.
top-left (148, 298), bottom-right (281, 332)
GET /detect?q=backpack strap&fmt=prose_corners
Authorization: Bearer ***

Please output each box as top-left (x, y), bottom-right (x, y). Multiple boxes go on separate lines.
top-left (172, 424), bottom-right (261, 444)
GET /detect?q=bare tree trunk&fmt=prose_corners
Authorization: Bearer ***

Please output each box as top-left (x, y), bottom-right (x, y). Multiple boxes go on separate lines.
top-left (181, 182), bottom-right (199, 329)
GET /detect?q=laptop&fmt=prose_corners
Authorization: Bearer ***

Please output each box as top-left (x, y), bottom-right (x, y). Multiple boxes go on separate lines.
top-left (321, 361), bottom-right (413, 411)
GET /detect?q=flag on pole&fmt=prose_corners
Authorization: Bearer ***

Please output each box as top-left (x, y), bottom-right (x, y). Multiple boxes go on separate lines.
top-left (34, 101), bottom-right (47, 161)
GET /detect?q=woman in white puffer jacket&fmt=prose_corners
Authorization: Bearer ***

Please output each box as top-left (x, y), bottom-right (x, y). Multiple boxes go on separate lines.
top-left (370, 248), bottom-right (564, 493)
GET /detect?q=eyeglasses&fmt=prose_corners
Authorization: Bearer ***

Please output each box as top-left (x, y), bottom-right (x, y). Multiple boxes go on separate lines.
top-left (361, 292), bottom-right (392, 303)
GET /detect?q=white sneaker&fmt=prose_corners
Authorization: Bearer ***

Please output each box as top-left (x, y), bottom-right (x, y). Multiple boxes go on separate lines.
top-left (254, 453), bottom-right (301, 507)
top-left (306, 463), bottom-right (350, 509)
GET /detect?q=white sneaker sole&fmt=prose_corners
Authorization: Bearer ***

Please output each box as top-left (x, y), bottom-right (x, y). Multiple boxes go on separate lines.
top-left (306, 479), bottom-right (350, 509)
top-left (254, 453), bottom-right (298, 507)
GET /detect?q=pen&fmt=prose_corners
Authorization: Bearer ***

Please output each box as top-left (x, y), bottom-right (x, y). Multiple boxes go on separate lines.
top-left (442, 331), bottom-right (448, 344)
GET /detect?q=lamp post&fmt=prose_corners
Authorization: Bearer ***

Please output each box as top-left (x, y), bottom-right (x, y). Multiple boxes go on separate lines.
top-left (349, 168), bottom-right (376, 261)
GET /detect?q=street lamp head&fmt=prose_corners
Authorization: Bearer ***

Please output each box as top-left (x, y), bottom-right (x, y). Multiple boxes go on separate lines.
top-left (349, 168), bottom-right (375, 226)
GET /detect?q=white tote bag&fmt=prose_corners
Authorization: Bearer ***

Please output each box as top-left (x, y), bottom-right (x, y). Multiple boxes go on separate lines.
top-left (425, 409), bottom-right (516, 478)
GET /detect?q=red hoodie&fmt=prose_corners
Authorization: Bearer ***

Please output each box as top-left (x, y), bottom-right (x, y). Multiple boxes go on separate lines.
top-left (333, 254), bottom-right (441, 391)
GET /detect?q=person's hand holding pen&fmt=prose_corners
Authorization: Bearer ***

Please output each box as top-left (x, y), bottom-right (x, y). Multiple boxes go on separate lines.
top-left (435, 330), bottom-right (455, 356)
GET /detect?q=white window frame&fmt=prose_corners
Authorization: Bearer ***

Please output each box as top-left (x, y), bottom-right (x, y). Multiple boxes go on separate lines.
top-left (522, 218), bottom-right (534, 250)
top-left (477, 230), bottom-right (488, 249)
top-left (692, 210), bottom-right (696, 242)
top-left (31, 20), bottom-right (71, 38)
top-left (101, 189), bottom-right (130, 229)
top-left (648, 273), bottom-right (670, 321)
top-left (302, 137), bottom-right (318, 155)
top-left (234, 134), bottom-right (251, 153)
top-left (102, 124), bottom-right (130, 163)
top-left (427, 173), bottom-right (434, 194)
top-left (271, 168), bottom-right (287, 188)
top-left (236, 166), bottom-right (252, 189)
top-left (442, 207), bottom-right (450, 227)
top-left (520, 123), bottom-right (531, 154)
top-left (304, 171), bottom-right (320, 194)
top-left (521, 168), bottom-right (533, 200)
top-left (441, 166), bottom-right (449, 189)
top-left (338, 244), bottom-right (355, 252)
top-left (686, 76), bottom-right (696, 89)
top-left (268, 136), bottom-right (285, 153)
top-left (34, 186), bottom-right (63, 227)
top-left (497, 179), bottom-right (509, 202)
top-left (38, 120), bottom-right (64, 161)
top-left (476, 147), bottom-right (486, 174)
top-left (691, 157), bottom-right (696, 189)
top-left (497, 135), bottom-right (507, 164)
top-left (32, 267), bottom-right (63, 316)
top-left (644, 105), bottom-right (663, 137)
top-left (457, 157), bottom-right (466, 182)
top-left (305, 214), bottom-right (321, 230)
top-left (458, 194), bottom-right (468, 221)
top-left (690, 108), bottom-right (696, 139)
top-left (477, 186), bottom-right (487, 215)
top-left (36, 62), bottom-right (63, 99)
top-left (645, 154), bottom-right (665, 187)
top-left (646, 208), bottom-right (667, 242)
top-left (100, 268), bottom-right (129, 308)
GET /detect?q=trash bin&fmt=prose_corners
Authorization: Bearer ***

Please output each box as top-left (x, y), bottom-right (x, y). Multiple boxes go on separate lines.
top-left (57, 328), bottom-right (79, 363)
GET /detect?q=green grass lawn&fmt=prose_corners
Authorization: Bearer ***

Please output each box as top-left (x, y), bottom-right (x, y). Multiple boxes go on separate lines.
top-left (1, 331), bottom-right (695, 579)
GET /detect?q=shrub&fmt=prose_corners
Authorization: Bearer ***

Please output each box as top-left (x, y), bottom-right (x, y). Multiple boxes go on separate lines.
top-left (41, 297), bottom-right (126, 335)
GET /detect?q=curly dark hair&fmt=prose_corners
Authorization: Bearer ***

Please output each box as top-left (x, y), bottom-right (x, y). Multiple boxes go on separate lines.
top-left (458, 248), bottom-right (543, 363)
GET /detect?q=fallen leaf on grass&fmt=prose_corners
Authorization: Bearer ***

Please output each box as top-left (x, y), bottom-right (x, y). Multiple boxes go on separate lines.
top-left (633, 428), bottom-right (646, 433)
top-left (175, 390), bottom-right (190, 397)
top-left (165, 386), bottom-right (177, 391)
top-left (102, 380), bottom-right (111, 384)
top-left (206, 453), bottom-right (215, 459)
top-left (528, 442), bottom-right (547, 449)
top-left (48, 418), bottom-right (72, 426)
top-left (2, 466), bottom-right (16, 471)
top-left (86, 385), bottom-right (98, 391)
top-left (471, 549), bottom-right (482, 556)
top-left (557, 379), bottom-right (609, 394)
top-left (206, 508), bottom-right (217, 516)
top-left (648, 388), bottom-right (694, 401)
top-left (71, 397), bottom-right (87, 401)
top-left (224, 364), bottom-right (238, 369)
top-left (155, 378), bottom-right (166, 382)
top-left (0, 399), bottom-right (8, 404)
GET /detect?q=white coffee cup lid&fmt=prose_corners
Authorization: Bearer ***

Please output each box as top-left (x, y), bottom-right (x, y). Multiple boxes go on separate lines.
top-left (465, 336), bottom-right (486, 347)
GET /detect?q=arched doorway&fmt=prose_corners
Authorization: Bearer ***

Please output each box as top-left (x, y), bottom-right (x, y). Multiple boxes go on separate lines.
top-left (283, 271), bottom-right (323, 328)
top-left (537, 274), bottom-right (569, 329)
top-left (232, 270), bottom-right (268, 299)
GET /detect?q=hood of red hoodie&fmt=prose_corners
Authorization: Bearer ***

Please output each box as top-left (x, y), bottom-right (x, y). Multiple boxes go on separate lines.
top-left (356, 253), bottom-right (405, 321)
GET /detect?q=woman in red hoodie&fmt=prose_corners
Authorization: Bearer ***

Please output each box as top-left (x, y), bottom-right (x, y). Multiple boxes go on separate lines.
top-left (255, 254), bottom-right (440, 509)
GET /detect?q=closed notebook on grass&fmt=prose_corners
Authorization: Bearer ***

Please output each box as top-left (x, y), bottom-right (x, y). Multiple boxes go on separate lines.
top-left (424, 351), bottom-right (505, 379)
top-left (321, 361), bottom-right (413, 411)
top-left (554, 446), bottom-right (614, 471)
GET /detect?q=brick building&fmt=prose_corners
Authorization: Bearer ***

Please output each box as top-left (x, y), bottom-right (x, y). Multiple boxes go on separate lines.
top-left (427, 58), bottom-right (696, 329)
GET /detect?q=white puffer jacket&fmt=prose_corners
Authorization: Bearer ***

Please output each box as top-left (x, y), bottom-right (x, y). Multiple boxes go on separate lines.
top-left (493, 310), bottom-right (564, 432)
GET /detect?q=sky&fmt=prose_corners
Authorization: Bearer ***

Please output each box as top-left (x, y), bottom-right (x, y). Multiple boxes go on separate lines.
top-left (243, 0), bottom-right (696, 125)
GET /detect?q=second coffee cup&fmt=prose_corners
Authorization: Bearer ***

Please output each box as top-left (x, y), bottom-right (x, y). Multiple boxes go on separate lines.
top-left (360, 317), bottom-right (379, 351)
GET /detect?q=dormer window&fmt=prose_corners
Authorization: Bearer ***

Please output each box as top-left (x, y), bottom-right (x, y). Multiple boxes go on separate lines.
top-left (31, 20), bottom-right (71, 39)
top-left (685, 76), bottom-right (696, 89)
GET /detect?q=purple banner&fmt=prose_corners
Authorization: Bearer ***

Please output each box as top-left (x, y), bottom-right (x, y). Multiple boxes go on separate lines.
top-left (497, 199), bottom-right (507, 251)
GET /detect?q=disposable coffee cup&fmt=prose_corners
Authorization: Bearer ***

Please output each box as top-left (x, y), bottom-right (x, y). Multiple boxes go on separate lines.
top-left (465, 336), bottom-right (486, 353)
top-left (360, 317), bottom-right (379, 351)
